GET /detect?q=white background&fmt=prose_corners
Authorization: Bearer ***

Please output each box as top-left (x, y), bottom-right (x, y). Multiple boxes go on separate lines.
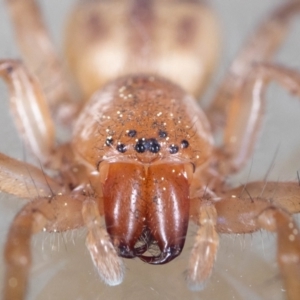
top-left (0, 1), bottom-right (300, 299)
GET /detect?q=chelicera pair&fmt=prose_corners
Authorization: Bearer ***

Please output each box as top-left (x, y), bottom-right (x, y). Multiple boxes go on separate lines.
top-left (1, 1), bottom-right (300, 300)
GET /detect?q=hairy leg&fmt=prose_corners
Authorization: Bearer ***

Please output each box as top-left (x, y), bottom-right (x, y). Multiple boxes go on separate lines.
top-left (204, 3), bottom-right (300, 295)
top-left (189, 180), bottom-right (300, 298)
top-left (213, 181), bottom-right (300, 300)
top-left (3, 194), bottom-right (124, 300)
top-left (5, 0), bottom-right (77, 124)
top-left (0, 152), bottom-right (62, 199)
top-left (82, 199), bottom-right (124, 286)
top-left (3, 194), bottom-right (84, 300)
top-left (0, 60), bottom-right (55, 165)
top-left (186, 202), bottom-right (219, 290)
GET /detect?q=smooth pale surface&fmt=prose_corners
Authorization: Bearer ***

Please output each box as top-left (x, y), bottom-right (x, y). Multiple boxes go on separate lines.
top-left (0, 0), bottom-right (300, 299)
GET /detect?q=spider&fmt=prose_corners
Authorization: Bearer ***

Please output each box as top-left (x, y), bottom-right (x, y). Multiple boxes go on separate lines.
top-left (2, 1), bottom-right (298, 299)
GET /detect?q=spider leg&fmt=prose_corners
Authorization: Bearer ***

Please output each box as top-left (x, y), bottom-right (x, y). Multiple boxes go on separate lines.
top-left (5, 0), bottom-right (77, 124)
top-left (213, 62), bottom-right (300, 175)
top-left (0, 152), bottom-right (62, 199)
top-left (207, 1), bottom-right (300, 132)
top-left (212, 182), bottom-right (300, 300)
top-left (3, 191), bottom-right (122, 300)
top-left (82, 199), bottom-right (124, 286)
top-left (3, 194), bottom-right (85, 300)
top-left (0, 59), bottom-right (60, 166)
top-left (186, 202), bottom-right (219, 290)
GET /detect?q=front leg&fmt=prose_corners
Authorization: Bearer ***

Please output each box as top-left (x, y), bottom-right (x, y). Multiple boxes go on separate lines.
top-left (214, 182), bottom-right (300, 300)
top-left (4, 194), bottom-right (84, 300)
top-left (4, 194), bottom-right (125, 300)
top-left (262, 208), bottom-right (300, 300)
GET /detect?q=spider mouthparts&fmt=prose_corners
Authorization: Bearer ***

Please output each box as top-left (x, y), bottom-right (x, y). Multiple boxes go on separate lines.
top-left (138, 245), bottom-right (182, 265)
top-left (118, 242), bottom-right (149, 258)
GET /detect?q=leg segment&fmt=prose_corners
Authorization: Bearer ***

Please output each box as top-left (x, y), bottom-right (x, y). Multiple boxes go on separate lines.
top-left (212, 181), bottom-right (300, 300)
top-left (259, 208), bottom-right (300, 300)
top-left (207, 1), bottom-right (300, 130)
top-left (215, 63), bottom-right (300, 175)
top-left (0, 60), bottom-right (55, 165)
top-left (82, 199), bottom-right (124, 286)
top-left (5, 0), bottom-right (76, 124)
top-left (4, 194), bottom-right (84, 300)
top-left (187, 201), bottom-right (219, 290)
top-left (4, 193), bottom-right (123, 299)
top-left (0, 152), bottom-right (62, 199)
top-left (214, 181), bottom-right (300, 232)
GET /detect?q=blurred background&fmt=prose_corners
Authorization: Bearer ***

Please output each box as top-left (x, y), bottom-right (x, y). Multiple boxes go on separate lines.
top-left (0, 0), bottom-right (300, 299)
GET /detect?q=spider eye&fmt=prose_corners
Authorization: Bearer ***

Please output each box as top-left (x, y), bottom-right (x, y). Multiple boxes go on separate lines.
top-left (127, 129), bottom-right (137, 137)
top-left (181, 140), bottom-right (189, 149)
top-left (117, 143), bottom-right (127, 153)
top-left (169, 144), bottom-right (179, 154)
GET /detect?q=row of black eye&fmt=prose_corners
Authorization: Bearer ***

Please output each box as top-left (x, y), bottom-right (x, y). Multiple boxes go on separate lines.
top-left (106, 137), bottom-right (189, 154)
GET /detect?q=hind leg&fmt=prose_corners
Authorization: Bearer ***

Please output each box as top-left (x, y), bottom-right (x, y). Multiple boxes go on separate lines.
top-left (207, 1), bottom-right (300, 132)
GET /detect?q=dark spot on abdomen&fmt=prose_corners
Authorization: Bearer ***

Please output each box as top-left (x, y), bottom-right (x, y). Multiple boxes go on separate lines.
top-left (177, 16), bottom-right (197, 46)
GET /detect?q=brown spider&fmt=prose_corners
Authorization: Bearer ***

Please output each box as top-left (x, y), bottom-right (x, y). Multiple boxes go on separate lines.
top-left (0, 1), bottom-right (300, 300)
